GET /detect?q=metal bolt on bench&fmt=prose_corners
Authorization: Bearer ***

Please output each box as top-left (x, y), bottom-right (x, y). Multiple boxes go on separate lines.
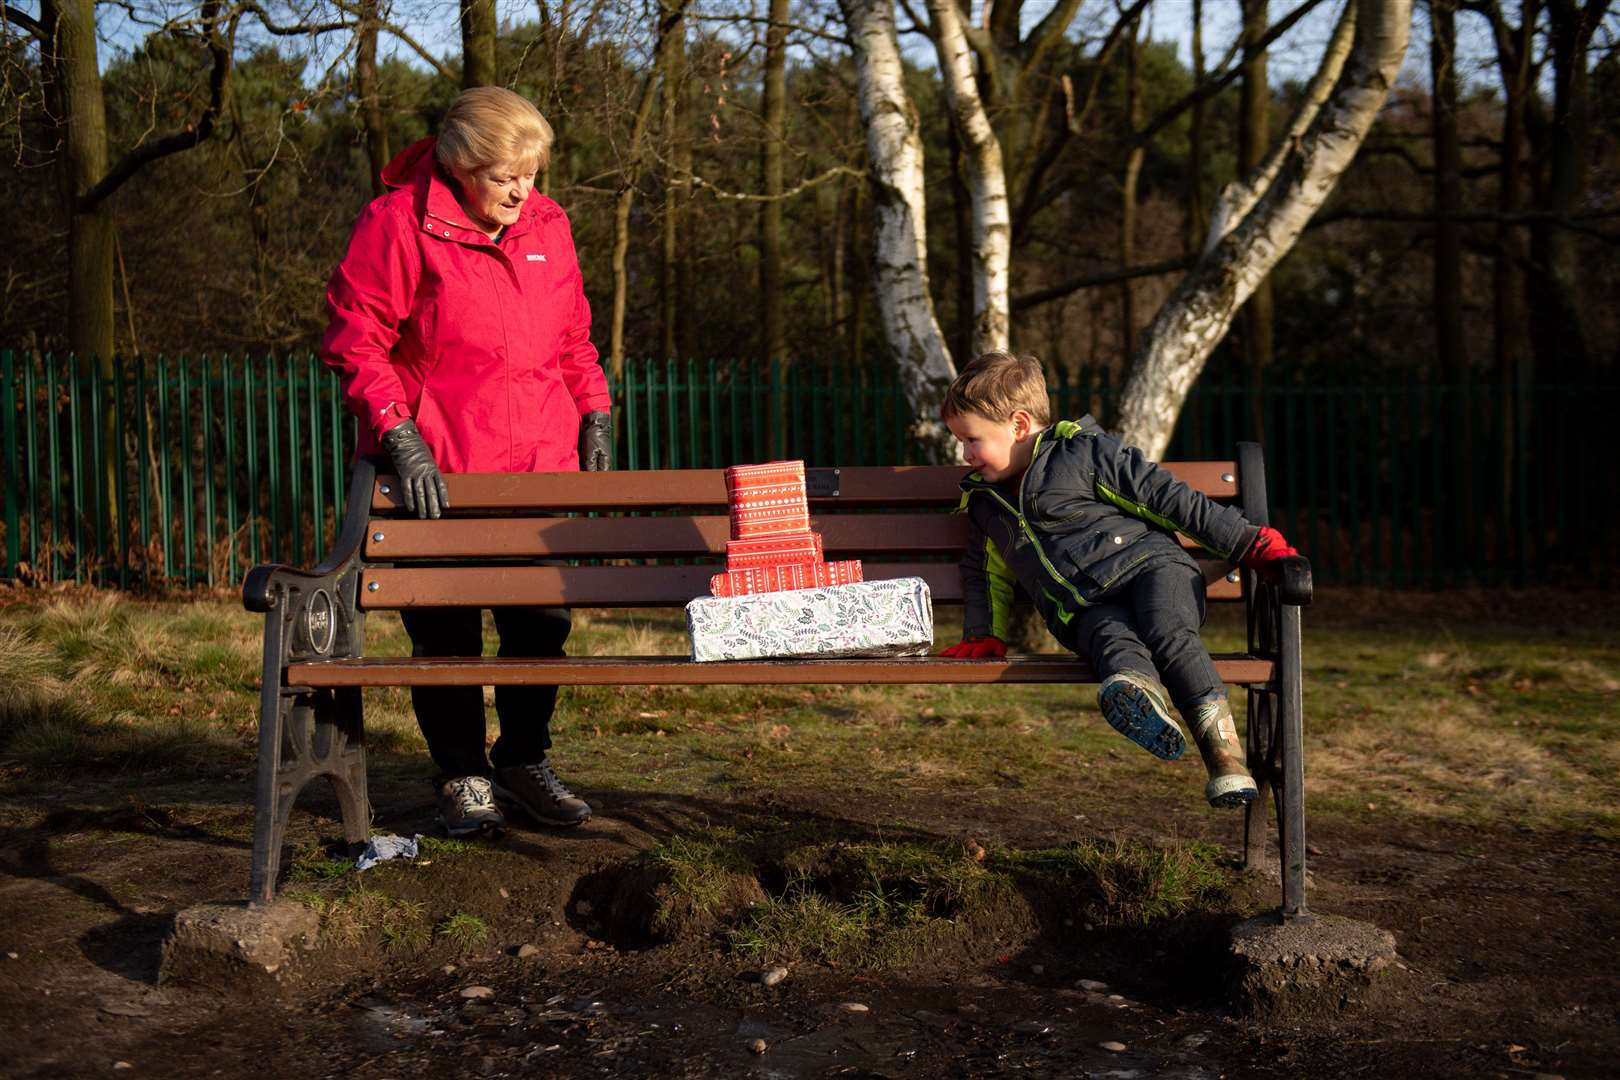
top-left (244, 446), bottom-right (1313, 918)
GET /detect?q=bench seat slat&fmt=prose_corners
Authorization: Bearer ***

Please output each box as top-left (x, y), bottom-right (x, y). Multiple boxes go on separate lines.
top-left (371, 463), bottom-right (1241, 513)
top-left (287, 654), bottom-right (1275, 687)
top-left (358, 563), bottom-right (1243, 608)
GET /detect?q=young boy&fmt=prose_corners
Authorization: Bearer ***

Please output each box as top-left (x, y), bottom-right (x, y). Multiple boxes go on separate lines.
top-left (939, 351), bottom-right (1299, 808)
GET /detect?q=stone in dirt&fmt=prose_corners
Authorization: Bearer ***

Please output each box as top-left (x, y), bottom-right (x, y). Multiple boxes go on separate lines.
top-left (748, 1038), bottom-right (768, 1055)
top-left (837, 1002), bottom-right (869, 1013)
top-left (760, 966), bottom-right (788, 987)
top-left (516, 944), bottom-right (540, 959)
top-left (460, 986), bottom-right (495, 1000)
top-left (1076, 978), bottom-right (1108, 992)
top-left (1226, 912), bottom-right (1397, 1018)
top-left (1098, 1040), bottom-right (1127, 1052)
top-left (160, 901), bottom-right (320, 988)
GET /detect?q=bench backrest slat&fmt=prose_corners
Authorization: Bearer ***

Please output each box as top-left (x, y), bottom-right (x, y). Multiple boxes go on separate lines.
top-left (366, 513), bottom-right (971, 559)
top-left (364, 513), bottom-right (1226, 561)
top-left (368, 464), bottom-right (1241, 513)
top-left (357, 561), bottom-right (1243, 609)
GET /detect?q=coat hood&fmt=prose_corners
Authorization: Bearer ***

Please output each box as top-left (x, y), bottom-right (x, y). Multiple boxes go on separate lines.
top-left (380, 137), bottom-right (438, 189)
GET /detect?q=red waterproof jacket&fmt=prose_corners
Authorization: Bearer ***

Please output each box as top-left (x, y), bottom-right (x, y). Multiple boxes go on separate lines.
top-left (321, 138), bottom-right (611, 473)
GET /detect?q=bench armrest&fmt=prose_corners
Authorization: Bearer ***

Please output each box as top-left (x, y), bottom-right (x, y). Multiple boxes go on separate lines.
top-left (244, 563), bottom-right (341, 613)
top-left (1277, 555), bottom-right (1313, 607)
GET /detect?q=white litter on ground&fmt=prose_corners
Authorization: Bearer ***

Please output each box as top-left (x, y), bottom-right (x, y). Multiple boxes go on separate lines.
top-left (355, 834), bottom-right (423, 871)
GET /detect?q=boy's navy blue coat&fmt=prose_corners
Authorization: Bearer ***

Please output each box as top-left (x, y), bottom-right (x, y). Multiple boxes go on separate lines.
top-left (957, 416), bottom-right (1259, 641)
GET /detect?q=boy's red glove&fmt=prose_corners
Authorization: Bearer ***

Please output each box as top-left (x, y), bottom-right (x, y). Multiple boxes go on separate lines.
top-left (1239, 526), bottom-right (1299, 583)
top-left (940, 635), bottom-right (1007, 659)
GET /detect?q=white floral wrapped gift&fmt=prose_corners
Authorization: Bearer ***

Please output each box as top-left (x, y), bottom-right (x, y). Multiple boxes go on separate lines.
top-left (686, 577), bottom-right (934, 662)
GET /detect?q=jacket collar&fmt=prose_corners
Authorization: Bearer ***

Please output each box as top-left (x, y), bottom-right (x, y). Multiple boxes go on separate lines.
top-left (957, 422), bottom-right (1065, 495)
top-left (380, 137), bottom-right (562, 243)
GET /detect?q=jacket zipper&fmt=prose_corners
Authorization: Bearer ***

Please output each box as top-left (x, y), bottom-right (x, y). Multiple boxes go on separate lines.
top-left (965, 434), bottom-right (1088, 611)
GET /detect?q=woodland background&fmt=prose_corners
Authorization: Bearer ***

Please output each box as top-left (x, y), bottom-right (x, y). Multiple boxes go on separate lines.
top-left (3, 0), bottom-right (1614, 395)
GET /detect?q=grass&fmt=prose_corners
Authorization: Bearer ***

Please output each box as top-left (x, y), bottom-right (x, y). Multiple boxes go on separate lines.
top-left (992, 838), bottom-right (1228, 926)
top-left (436, 912), bottom-right (490, 950)
top-left (640, 822), bottom-right (1223, 969)
top-left (288, 883), bottom-right (430, 949)
top-left (1, 589), bottom-right (1617, 840)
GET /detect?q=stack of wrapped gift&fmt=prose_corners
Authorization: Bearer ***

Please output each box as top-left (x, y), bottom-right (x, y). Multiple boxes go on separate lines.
top-left (686, 460), bottom-right (934, 662)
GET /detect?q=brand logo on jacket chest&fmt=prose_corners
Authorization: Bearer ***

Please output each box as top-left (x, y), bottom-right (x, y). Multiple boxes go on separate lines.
top-left (526, 253), bottom-right (547, 262)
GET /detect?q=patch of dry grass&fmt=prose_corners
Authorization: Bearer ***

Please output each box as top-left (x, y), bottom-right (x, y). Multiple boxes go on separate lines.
top-left (1, 589), bottom-right (1616, 838)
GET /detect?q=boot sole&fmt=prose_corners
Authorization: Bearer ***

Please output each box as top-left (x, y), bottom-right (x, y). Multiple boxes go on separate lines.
top-left (1098, 679), bottom-right (1186, 761)
top-left (437, 814), bottom-right (506, 840)
top-left (1205, 774), bottom-right (1259, 808)
top-left (491, 782), bottom-right (592, 828)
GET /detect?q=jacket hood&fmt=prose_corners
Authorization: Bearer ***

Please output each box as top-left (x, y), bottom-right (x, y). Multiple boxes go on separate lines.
top-left (380, 137), bottom-right (437, 189)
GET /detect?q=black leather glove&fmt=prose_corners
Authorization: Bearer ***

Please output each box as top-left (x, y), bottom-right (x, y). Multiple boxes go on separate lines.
top-left (380, 419), bottom-right (449, 519)
top-left (579, 410), bottom-right (612, 471)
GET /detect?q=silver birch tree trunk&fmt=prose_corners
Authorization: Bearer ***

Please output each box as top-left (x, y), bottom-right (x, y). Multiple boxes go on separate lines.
top-left (1117, 0), bottom-right (1409, 457)
top-left (927, 0), bottom-right (1010, 355)
top-left (838, 0), bottom-right (956, 454)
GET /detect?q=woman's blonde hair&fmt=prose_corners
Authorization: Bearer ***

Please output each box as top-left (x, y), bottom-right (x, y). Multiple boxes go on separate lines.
top-left (435, 86), bottom-right (554, 174)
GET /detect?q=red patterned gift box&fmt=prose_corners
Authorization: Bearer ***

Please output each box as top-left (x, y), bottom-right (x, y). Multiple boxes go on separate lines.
top-left (725, 532), bottom-right (824, 569)
top-left (724, 460), bottom-right (811, 540)
top-left (709, 561), bottom-right (864, 597)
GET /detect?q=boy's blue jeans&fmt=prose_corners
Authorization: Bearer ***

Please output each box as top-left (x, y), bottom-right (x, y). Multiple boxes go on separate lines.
top-left (1056, 559), bottom-right (1227, 715)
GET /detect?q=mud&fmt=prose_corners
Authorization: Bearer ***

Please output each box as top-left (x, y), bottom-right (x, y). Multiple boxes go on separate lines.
top-left (2, 767), bottom-right (1618, 1079)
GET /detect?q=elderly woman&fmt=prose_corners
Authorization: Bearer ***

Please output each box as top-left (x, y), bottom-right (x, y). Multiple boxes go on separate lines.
top-left (322, 87), bottom-right (611, 839)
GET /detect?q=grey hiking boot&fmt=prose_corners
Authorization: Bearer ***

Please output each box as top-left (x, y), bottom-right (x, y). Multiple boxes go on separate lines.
top-left (492, 759), bottom-right (592, 827)
top-left (435, 774), bottom-right (507, 838)
top-left (1188, 698), bottom-right (1259, 808)
top-left (1097, 671), bottom-right (1186, 761)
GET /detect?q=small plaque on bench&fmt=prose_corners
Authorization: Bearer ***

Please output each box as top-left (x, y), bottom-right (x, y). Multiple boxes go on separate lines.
top-left (804, 468), bottom-right (841, 498)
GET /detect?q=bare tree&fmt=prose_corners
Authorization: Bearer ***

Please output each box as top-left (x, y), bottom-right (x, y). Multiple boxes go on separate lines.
top-left (356, 0), bottom-right (388, 194)
top-left (1118, 0), bottom-right (1410, 457)
top-left (609, 0), bottom-right (691, 379)
top-left (761, 0), bottom-right (789, 361)
top-left (462, 0), bottom-right (498, 87)
top-left (927, 0), bottom-right (1010, 354)
top-left (837, 0), bottom-right (954, 450)
top-left (1430, 0), bottom-right (1465, 377)
top-left (1238, 0), bottom-right (1275, 436)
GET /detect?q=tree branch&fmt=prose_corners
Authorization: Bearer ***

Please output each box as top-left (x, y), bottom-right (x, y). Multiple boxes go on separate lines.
top-left (80, 3), bottom-right (236, 212)
top-left (1308, 206), bottom-right (1620, 228)
top-left (1134, 0), bottom-right (1327, 149)
top-left (1012, 256), bottom-right (1195, 310)
top-left (689, 164), bottom-right (865, 202)
top-left (327, 0), bottom-right (456, 81)
top-left (686, 11), bottom-right (850, 46)
top-left (2, 2), bottom-right (47, 40)
top-left (237, 1), bottom-right (352, 36)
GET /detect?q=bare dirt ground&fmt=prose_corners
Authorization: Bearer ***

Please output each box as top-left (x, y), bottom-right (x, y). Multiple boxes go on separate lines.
top-left (2, 587), bottom-right (1618, 1078)
top-left (2, 766), bottom-right (1616, 1079)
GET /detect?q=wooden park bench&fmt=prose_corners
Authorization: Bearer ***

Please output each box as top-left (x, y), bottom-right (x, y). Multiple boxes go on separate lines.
top-left (243, 445), bottom-right (1313, 917)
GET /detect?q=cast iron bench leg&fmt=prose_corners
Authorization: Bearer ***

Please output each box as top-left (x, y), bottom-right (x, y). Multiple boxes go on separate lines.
top-left (249, 597), bottom-right (371, 904)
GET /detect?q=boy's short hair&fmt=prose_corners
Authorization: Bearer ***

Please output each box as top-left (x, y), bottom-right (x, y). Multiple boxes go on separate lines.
top-left (941, 351), bottom-right (1051, 427)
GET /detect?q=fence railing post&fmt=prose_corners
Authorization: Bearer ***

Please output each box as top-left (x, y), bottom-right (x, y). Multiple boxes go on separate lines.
top-left (2, 350), bottom-right (17, 580)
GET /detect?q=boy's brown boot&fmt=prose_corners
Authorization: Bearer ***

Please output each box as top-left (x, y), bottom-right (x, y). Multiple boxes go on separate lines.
top-left (1189, 699), bottom-right (1259, 808)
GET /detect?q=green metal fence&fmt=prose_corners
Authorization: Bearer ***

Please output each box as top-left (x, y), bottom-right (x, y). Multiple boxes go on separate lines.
top-left (2, 349), bottom-right (1614, 590)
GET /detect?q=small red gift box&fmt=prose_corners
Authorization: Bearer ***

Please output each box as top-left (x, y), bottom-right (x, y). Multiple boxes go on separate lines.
top-left (725, 532), bottom-right (824, 569)
top-left (709, 560), bottom-right (864, 597)
top-left (724, 460), bottom-right (811, 540)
